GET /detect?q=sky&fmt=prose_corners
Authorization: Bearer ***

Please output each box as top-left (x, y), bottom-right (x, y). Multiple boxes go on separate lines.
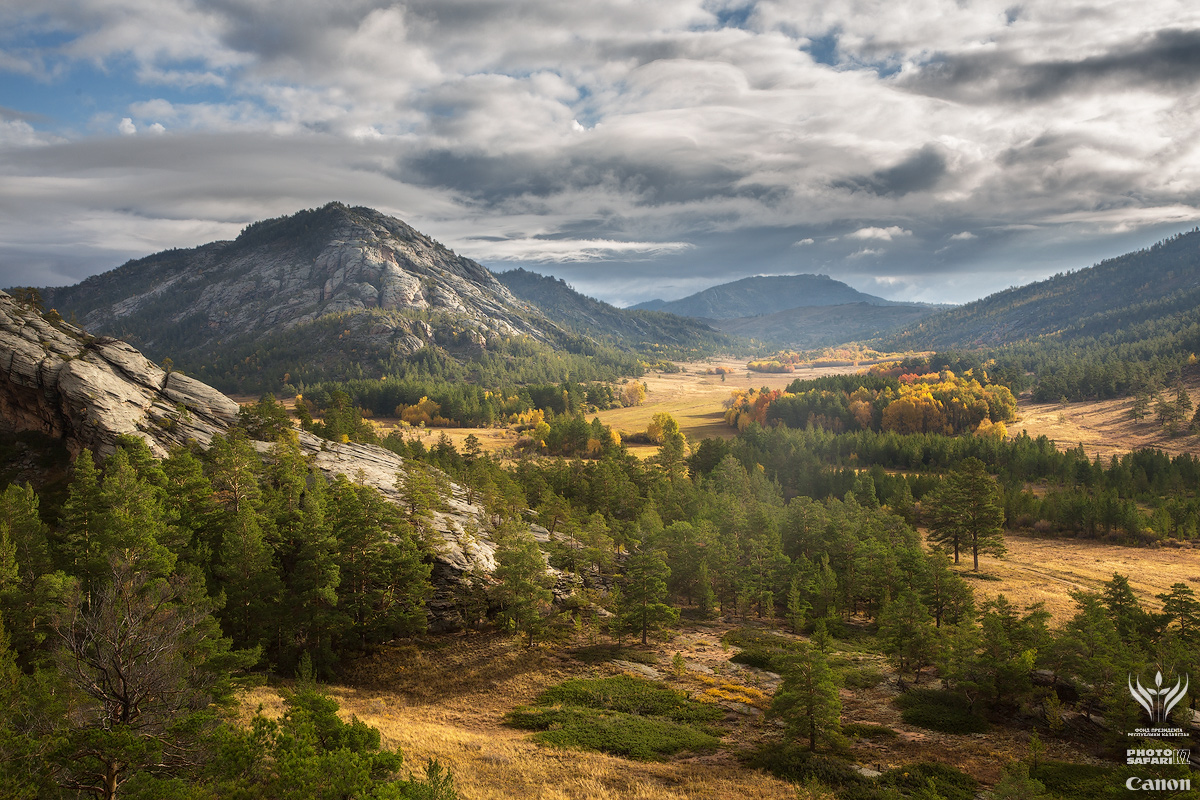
top-left (2, 1), bottom-right (1200, 307)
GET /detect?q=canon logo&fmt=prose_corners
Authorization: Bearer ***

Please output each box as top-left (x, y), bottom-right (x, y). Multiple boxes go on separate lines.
top-left (1126, 777), bottom-right (1192, 791)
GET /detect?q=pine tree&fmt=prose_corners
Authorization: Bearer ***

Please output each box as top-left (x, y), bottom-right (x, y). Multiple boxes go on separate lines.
top-left (987, 762), bottom-right (1049, 800)
top-left (208, 432), bottom-right (275, 649)
top-left (878, 588), bottom-right (938, 684)
top-left (1157, 583), bottom-right (1200, 641)
top-left (926, 458), bottom-right (1005, 571)
top-left (620, 548), bottom-right (678, 645)
top-left (495, 531), bottom-right (553, 647)
top-left (60, 450), bottom-right (103, 592)
top-left (95, 447), bottom-right (177, 580)
top-left (769, 641), bottom-right (841, 751)
top-left (923, 548), bottom-right (975, 628)
top-left (1100, 572), bottom-right (1153, 644)
top-left (786, 574), bottom-right (810, 634)
top-left (694, 560), bottom-right (716, 619)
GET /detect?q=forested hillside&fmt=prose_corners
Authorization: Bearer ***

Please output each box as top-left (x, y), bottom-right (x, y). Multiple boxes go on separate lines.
top-left (882, 229), bottom-right (1200, 350)
top-left (494, 267), bottom-right (736, 358)
top-left (874, 229), bottom-right (1200, 402)
top-left (630, 274), bottom-right (898, 319)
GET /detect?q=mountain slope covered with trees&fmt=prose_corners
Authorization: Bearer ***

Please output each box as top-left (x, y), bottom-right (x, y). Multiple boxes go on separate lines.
top-left (881, 229), bottom-right (1200, 351)
top-left (630, 274), bottom-right (902, 319)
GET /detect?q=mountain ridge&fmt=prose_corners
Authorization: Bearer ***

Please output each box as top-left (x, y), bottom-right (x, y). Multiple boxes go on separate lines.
top-left (493, 267), bottom-right (737, 357)
top-left (877, 227), bottom-right (1200, 351)
top-left (628, 273), bottom-right (908, 319)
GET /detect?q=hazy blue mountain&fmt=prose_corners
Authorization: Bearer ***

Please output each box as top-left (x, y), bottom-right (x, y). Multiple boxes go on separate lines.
top-left (712, 302), bottom-right (940, 348)
top-left (629, 274), bottom-right (899, 319)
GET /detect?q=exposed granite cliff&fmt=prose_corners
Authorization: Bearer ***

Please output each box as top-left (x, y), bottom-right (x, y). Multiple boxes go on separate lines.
top-left (0, 290), bottom-right (566, 630)
top-left (0, 290), bottom-right (238, 458)
top-left (40, 203), bottom-right (558, 387)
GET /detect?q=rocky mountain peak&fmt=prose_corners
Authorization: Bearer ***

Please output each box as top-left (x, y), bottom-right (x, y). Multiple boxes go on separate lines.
top-left (41, 204), bottom-right (551, 378)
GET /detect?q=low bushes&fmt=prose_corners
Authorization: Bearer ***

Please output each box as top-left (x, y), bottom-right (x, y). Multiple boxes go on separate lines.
top-left (894, 689), bottom-right (989, 734)
top-left (505, 706), bottom-right (719, 761)
top-left (505, 675), bottom-right (722, 761)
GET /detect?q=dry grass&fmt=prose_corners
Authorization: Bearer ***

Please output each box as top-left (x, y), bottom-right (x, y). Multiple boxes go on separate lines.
top-left (238, 629), bottom-right (797, 800)
top-left (952, 533), bottom-right (1200, 622)
top-left (1012, 385), bottom-right (1200, 460)
top-left (234, 609), bottom-right (1123, 798)
top-left (595, 359), bottom-right (863, 458)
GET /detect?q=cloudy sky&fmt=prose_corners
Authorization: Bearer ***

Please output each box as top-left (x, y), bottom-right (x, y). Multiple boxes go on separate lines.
top-left (2, 1), bottom-right (1200, 306)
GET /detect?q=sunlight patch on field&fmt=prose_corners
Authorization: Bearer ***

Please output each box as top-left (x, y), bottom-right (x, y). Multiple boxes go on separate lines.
top-left (966, 534), bottom-right (1200, 622)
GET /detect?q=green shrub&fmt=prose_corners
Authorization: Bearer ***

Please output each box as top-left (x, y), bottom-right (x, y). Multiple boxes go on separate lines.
top-left (836, 785), bottom-right (903, 800)
top-left (840, 723), bottom-right (897, 740)
top-left (730, 650), bottom-right (778, 670)
top-left (571, 645), bottom-right (659, 665)
top-left (744, 742), bottom-right (863, 788)
top-left (505, 706), bottom-right (718, 761)
top-left (879, 762), bottom-right (977, 800)
top-left (894, 689), bottom-right (989, 734)
top-left (722, 629), bottom-right (797, 651)
top-left (840, 665), bottom-right (886, 689)
top-left (723, 628), bottom-right (803, 672)
top-left (534, 676), bottom-right (722, 724)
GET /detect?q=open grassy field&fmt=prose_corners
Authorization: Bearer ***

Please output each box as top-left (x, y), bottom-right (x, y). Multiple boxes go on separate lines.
top-left (957, 533), bottom-right (1200, 622)
top-left (593, 358), bottom-right (863, 458)
top-left (1010, 385), bottom-right (1200, 460)
top-left (240, 607), bottom-right (1100, 800)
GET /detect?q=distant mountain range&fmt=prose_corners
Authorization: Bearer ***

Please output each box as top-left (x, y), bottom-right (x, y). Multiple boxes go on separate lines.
top-left (27, 202), bottom-right (1200, 399)
top-left (630, 274), bottom-right (900, 319)
top-left (629, 273), bottom-right (947, 348)
top-left (492, 268), bottom-right (734, 354)
top-left (878, 227), bottom-right (1200, 351)
top-left (712, 302), bottom-right (942, 349)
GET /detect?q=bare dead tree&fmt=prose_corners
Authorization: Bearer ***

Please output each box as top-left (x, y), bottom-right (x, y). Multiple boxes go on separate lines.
top-left (50, 558), bottom-right (232, 800)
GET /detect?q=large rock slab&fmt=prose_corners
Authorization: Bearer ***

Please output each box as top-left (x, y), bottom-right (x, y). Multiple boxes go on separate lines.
top-left (0, 293), bottom-right (238, 458)
top-left (0, 291), bottom-right (564, 631)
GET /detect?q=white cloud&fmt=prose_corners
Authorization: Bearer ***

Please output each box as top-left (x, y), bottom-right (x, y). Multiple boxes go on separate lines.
top-left (0, 0), bottom-right (1198, 303)
top-left (458, 237), bottom-right (693, 263)
top-left (849, 226), bottom-right (911, 241)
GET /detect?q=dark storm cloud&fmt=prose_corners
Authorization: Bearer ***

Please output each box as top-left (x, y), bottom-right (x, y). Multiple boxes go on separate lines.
top-left (0, 106), bottom-right (53, 124)
top-left (402, 149), bottom-right (785, 207)
top-left (905, 28), bottom-right (1200, 103)
top-left (2, 1), bottom-right (1200, 305)
top-left (833, 145), bottom-right (947, 197)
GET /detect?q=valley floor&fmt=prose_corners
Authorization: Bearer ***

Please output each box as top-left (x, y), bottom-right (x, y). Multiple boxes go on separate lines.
top-left (955, 533), bottom-right (1200, 623)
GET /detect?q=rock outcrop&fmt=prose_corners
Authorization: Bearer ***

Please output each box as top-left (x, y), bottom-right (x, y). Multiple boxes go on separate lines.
top-left (0, 291), bottom-right (239, 458)
top-left (40, 203), bottom-right (559, 385)
top-left (0, 291), bottom-right (569, 630)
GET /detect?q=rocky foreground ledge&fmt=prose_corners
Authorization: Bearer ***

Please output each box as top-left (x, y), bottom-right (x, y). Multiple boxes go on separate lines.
top-left (0, 289), bottom-right (570, 630)
top-left (0, 290), bottom-right (239, 458)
